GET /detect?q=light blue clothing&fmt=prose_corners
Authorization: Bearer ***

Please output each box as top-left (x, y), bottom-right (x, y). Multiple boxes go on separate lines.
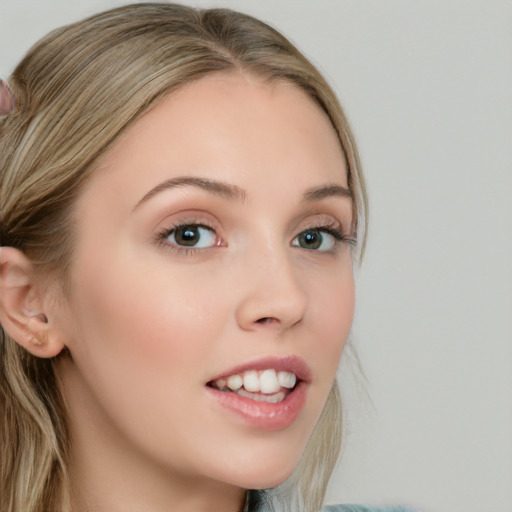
top-left (323, 506), bottom-right (418, 512)
top-left (246, 489), bottom-right (419, 512)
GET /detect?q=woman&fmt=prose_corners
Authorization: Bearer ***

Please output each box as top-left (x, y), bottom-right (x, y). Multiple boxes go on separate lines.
top-left (0, 3), bottom-right (395, 511)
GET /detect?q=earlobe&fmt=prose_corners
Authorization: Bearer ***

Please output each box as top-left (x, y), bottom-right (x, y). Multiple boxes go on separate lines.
top-left (0, 246), bottom-right (65, 358)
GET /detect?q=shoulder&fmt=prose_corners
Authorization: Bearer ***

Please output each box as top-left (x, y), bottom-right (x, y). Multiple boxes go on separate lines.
top-left (322, 506), bottom-right (419, 512)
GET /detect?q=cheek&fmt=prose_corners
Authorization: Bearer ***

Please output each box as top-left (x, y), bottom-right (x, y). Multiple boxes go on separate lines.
top-left (64, 252), bottom-right (223, 412)
top-left (327, 272), bottom-right (354, 351)
top-left (61, 256), bottom-right (231, 465)
top-left (70, 268), bottom-right (214, 373)
top-left (307, 262), bottom-right (355, 383)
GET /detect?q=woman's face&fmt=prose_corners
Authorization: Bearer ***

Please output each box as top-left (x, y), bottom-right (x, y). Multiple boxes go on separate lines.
top-left (54, 72), bottom-right (355, 499)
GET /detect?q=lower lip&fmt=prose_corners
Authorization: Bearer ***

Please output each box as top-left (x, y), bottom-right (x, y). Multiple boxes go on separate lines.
top-left (206, 382), bottom-right (307, 431)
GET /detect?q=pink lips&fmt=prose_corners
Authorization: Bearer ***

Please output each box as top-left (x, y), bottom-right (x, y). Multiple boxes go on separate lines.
top-left (207, 355), bottom-right (312, 383)
top-left (205, 356), bottom-right (311, 431)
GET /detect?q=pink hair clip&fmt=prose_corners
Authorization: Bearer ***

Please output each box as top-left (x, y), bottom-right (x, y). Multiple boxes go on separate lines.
top-left (0, 79), bottom-right (16, 116)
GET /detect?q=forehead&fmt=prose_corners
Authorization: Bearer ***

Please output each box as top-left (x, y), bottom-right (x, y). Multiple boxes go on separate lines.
top-left (84, 71), bottom-right (348, 206)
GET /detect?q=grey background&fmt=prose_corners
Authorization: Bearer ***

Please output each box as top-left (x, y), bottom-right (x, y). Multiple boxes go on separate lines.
top-left (1, 1), bottom-right (511, 511)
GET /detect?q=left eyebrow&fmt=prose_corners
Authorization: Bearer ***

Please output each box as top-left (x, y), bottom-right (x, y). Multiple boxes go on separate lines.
top-left (301, 184), bottom-right (352, 202)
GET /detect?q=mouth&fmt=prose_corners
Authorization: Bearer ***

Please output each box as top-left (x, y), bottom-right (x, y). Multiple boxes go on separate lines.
top-left (205, 356), bottom-right (310, 430)
top-left (207, 368), bottom-right (299, 404)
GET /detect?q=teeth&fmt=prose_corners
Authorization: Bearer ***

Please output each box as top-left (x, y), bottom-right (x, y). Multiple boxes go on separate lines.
top-left (277, 371), bottom-right (296, 389)
top-left (213, 369), bottom-right (298, 395)
top-left (226, 374), bottom-right (242, 391)
top-left (260, 369), bottom-right (280, 394)
top-left (236, 388), bottom-right (286, 403)
top-left (243, 370), bottom-right (260, 392)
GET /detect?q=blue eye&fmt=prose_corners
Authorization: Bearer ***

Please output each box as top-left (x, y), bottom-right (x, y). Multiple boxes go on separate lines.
top-left (292, 228), bottom-right (340, 251)
top-left (165, 224), bottom-right (217, 248)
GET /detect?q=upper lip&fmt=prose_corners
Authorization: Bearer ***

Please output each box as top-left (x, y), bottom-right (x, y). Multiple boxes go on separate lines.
top-left (207, 355), bottom-right (312, 384)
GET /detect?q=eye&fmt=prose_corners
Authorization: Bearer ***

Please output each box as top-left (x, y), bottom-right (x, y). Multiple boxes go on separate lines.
top-left (292, 228), bottom-right (339, 251)
top-left (165, 224), bottom-right (217, 248)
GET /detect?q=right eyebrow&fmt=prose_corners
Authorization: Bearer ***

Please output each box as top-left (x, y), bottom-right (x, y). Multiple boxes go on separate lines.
top-left (301, 183), bottom-right (352, 202)
top-left (133, 176), bottom-right (247, 211)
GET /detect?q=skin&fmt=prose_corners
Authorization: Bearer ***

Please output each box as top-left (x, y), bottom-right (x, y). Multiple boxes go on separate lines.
top-left (7, 72), bottom-right (356, 512)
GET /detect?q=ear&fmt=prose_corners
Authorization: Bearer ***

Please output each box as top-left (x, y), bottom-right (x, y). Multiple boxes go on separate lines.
top-left (0, 247), bottom-right (66, 358)
top-left (0, 79), bottom-right (16, 116)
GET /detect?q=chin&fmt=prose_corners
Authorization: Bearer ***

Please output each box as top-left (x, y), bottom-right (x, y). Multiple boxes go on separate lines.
top-left (250, 472), bottom-right (295, 491)
top-left (219, 448), bottom-right (302, 491)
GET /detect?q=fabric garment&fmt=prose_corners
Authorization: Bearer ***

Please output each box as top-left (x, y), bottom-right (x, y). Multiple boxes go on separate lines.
top-left (322, 506), bottom-right (418, 512)
top-left (246, 488), bottom-right (419, 512)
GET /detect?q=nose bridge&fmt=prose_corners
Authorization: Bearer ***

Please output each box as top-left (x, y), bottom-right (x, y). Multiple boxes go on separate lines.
top-left (234, 233), bottom-right (307, 331)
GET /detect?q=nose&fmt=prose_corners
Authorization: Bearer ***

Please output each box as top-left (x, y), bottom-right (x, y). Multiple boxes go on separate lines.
top-left (234, 245), bottom-right (307, 333)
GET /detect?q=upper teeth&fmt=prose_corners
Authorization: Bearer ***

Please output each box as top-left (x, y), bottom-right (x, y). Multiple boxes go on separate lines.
top-left (215, 369), bottom-right (297, 395)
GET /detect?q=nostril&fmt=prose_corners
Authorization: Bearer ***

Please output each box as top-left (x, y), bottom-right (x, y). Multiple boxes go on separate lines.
top-left (255, 317), bottom-right (276, 325)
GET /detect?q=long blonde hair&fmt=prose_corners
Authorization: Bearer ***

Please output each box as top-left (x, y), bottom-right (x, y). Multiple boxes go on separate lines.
top-left (0, 4), bottom-right (367, 511)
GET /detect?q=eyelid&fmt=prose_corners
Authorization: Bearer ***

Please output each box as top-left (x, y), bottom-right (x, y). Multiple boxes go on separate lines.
top-left (152, 211), bottom-right (355, 255)
top-left (154, 210), bottom-right (221, 236)
top-left (291, 226), bottom-right (340, 250)
top-left (168, 224), bottom-right (218, 248)
top-left (292, 215), bottom-right (357, 249)
top-left (294, 214), bottom-right (344, 235)
top-left (153, 211), bottom-right (225, 253)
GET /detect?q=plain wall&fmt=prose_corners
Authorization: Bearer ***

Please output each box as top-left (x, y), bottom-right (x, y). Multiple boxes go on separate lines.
top-left (1, 1), bottom-right (511, 511)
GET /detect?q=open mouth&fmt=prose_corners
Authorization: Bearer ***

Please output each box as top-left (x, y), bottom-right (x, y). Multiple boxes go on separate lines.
top-left (205, 359), bottom-right (310, 430)
top-left (207, 368), bottom-right (299, 404)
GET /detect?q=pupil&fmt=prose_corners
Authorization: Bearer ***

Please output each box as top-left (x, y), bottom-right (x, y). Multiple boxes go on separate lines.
top-left (301, 231), bottom-right (321, 249)
top-left (176, 226), bottom-right (199, 246)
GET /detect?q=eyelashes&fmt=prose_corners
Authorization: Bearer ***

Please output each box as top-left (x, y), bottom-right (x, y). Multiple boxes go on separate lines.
top-left (155, 220), bottom-right (220, 256)
top-left (156, 219), bottom-right (356, 255)
top-left (292, 226), bottom-right (356, 252)
top-left (163, 224), bottom-right (219, 249)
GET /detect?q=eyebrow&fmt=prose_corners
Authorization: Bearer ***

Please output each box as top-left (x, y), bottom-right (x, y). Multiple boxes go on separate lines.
top-left (133, 176), bottom-right (351, 210)
top-left (301, 184), bottom-right (352, 202)
top-left (134, 176), bottom-right (246, 210)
